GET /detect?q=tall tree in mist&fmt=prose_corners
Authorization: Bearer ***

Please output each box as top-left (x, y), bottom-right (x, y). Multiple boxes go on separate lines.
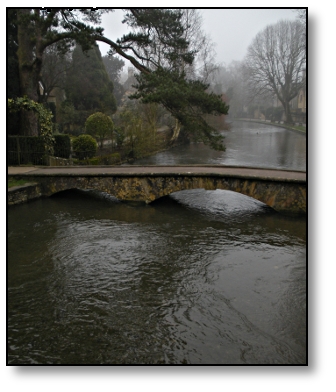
top-left (102, 55), bottom-right (125, 106)
top-left (244, 20), bottom-right (306, 124)
top-left (65, 44), bottom-right (116, 115)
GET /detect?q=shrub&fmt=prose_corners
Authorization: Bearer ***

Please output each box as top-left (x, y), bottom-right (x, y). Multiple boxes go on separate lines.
top-left (88, 157), bottom-right (100, 165)
top-left (85, 112), bottom-right (114, 149)
top-left (100, 152), bottom-right (121, 165)
top-left (72, 134), bottom-right (97, 160)
top-left (54, 134), bottom-right (71, 159)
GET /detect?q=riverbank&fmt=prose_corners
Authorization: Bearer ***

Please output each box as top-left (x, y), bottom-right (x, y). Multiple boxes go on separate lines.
top-left (232, 118), bottom-right (306, 134)
top-left (8, 182), bottom-right (41, 206)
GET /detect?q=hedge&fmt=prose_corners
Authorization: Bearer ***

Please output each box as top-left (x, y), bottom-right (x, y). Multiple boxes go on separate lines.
top-left (53, 134), bottom-right (71, 159)
top-left (8, 134), bottom-right (71, 165)
top-left (8, 136), bottom-right (47, 165)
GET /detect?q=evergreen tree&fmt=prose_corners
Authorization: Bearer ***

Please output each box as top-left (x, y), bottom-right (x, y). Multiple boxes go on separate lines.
top-left (102, 55), bottom-right (125, 106)
top-left (65, 44), bottom-right (116, 117)
top-left (131, 69), bottom-right (228, 150)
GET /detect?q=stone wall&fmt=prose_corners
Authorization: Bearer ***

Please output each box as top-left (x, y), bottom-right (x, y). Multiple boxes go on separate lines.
top-left (8, 183), bottom-right (42, 206)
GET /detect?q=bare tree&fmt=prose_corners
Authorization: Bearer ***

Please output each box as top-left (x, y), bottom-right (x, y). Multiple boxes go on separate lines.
top-left (244, 20), bottom-right (306, 124)
top-left (294, 9), bottom-right (307, 26)
top-left (180, 9), bottom-right (219, 83)
top-left (294, 8), bottom-right (307, 54)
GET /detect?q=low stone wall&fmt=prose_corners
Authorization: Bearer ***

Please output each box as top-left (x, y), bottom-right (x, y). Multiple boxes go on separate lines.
top-left (8, 183), bottom-right (42, 206)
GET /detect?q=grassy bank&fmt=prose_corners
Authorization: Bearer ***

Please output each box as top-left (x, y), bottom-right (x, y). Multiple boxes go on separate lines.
top-left (233, 118), bottom-right (306, 133)
top-left (287, 124), bottom-right (306, 133)
top-left (8, 178), bottom-right (29, 188)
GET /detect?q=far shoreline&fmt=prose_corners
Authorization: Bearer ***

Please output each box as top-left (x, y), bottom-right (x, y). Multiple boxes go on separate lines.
top-left (231, 118), bottom-right (306, 135)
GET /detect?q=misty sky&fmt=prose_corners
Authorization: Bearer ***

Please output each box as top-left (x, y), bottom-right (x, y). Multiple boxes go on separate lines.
top-left (98, 8), bottom-right (299, 66)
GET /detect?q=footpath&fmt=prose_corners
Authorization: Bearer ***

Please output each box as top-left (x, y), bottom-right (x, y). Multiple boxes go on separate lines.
top-left (8, 165), bottom-right (306, 182)
top-left (8, 166), bottom-right (39, 175)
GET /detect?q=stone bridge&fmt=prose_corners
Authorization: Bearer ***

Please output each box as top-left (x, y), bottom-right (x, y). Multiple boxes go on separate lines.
top-left (8, 165), bottom-right (306, 215)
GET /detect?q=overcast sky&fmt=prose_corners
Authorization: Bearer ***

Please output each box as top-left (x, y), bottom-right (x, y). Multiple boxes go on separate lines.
top-left (98, 8), bottom-right (299, 66)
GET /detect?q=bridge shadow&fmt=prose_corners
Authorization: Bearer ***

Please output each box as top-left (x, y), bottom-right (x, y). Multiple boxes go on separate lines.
top-left (51, 188), bottom-right (277, 221)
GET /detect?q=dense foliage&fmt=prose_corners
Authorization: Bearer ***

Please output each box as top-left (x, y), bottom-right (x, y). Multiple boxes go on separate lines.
top-left (9, 8), bottom-right (229, 149)
top-left (53, 134), bottom-right (71, 159)
top-left (8, 97), bottom-right (55, 153)
top-left (131, 69), bottom-right (229, 150)
top-left (72, 134), bottom-right (97, 160)
top-left (65, 44), bottom-right (116, 115)
top-left (85, 112), bottom-right (114, 149)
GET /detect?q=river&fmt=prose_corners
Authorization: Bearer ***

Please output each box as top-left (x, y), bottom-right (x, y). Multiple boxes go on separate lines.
top-left (8, 121), bottom-right (306, 364)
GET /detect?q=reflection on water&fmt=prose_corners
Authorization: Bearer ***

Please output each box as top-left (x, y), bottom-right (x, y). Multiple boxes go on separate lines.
top-left (130, 120), bottom-right (306, 171)
top-left (8, 188), bottom-right (306, 364)
top-left (8, 122), bottom-right (306, 364)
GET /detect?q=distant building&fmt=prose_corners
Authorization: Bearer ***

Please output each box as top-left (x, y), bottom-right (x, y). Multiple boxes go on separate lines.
top-left (289, 69), bottom-right (306, 124)
top-left (120, 67), bottom-right (137, 106)
top-left (123, 67), bottom-right (136, 92)
top-left (269, 69), bottom-right (306, 124)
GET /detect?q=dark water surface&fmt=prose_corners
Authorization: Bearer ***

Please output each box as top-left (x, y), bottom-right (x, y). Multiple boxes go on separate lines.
top-left (8, 121), bottom-right (306, 364)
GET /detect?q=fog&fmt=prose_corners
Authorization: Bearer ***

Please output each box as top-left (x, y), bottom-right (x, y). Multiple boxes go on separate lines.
top-left (98, 8), bottom-right (298, 65)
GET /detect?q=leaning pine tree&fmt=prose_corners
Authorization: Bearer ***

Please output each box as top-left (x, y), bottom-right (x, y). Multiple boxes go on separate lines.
top-left (131, 68), bottom-right (228, 150)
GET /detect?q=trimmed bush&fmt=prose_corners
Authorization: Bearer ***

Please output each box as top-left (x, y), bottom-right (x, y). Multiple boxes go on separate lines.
top-left (85, 112), bottom-right (113, 149)
top-left (72, 134), bottom-right (97, 160)
top-left (54, 134), bottom-right (71, 159)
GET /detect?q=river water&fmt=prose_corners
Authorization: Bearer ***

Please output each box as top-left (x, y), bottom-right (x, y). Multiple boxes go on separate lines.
top-left (8, 121), bottom-right (306, 364)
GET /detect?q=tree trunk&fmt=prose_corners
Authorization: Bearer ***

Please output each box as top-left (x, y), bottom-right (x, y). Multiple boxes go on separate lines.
top-left (170, 118), bottom-right (181, 143)
top-left (283, 101), bottom-right (294, 125)
top-left (16, 9), bottom-right (42, 136)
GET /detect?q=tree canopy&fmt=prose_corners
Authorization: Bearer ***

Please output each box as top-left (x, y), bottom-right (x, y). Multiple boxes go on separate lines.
top-left (131, 68), bottom-right (228, 150)
top-left (102, 54), bottom-right (125, 105)
top-left (9, 8), bottom-right (229, 148)
top-left (65, 44), bottom-right (116, 114)
top-left (244, 20), bottom-right (306, 124)
top-left (85, 112), bottom-right (114, 149)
